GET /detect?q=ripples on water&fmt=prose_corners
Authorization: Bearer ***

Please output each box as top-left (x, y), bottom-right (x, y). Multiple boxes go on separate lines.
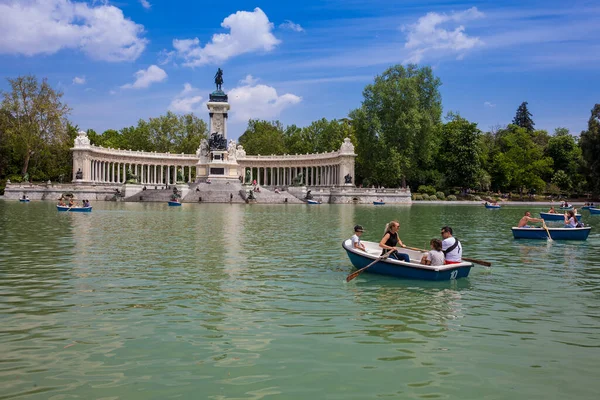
top-left (0, 202), bottom-right (599, 399)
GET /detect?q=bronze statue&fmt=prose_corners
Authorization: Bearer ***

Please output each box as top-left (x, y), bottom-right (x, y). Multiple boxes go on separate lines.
top-left (214, 68), bottom-right (223, 91)
top-left (344, 173), bottom-right (352, 184)
top-left (75, 168), bottom-right (83, 180)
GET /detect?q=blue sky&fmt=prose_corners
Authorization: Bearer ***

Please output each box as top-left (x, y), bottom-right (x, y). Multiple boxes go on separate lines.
top-left (1, 0), bottom-right (599, 141)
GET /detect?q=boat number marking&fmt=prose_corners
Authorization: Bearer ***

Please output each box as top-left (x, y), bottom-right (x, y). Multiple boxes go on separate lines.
top-left (450, 270), bottom-right (458, 280)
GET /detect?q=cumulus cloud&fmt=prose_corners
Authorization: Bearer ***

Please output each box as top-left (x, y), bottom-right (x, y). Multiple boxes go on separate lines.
top-left (279, 20), bottom-right (304, 32)
top-left (121, 65), bottom-right (167, 89)
top-left (169, 7), bottom-right (280, 67)
top-left (484, 101), bottom-right (496, 108)
top-left (404, 7), bottom-right (484, 63)
top-left (72, 76), bottom-right (86, 85)
top-left (239, 74), bottom-right (259, 85)
top-left (139, 0), bottom-right (151, 10)
top-left (228, 79), bottom-right (301, 122)
top-left (0, 0), bottom-right (148, 62)
top-left (168, 83), bottom-right (204, 114)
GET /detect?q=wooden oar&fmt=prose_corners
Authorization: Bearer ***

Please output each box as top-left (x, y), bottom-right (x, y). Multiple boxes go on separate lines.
top-left (542, 221), bottom-right (553, 242)
top-left (346, 249), bottom-right (393, 282)
top-left (404, 245), bottom-right (492, 267)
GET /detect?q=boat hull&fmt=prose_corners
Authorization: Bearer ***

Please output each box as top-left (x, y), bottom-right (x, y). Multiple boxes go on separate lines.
top-left (589, 208), bottom-right (600, 215)
top-left (540, 212), bottom-right (581, 221)
top-left (373, 201), bottom-right (385, 205)
top-left (342, 241), bottom-right (472, 281)
top-left (581, 206), bottom-right (590, 210)
top-left (485, 204), bottom-right (500, 209)
top-left (168, 201), bottom-right (182, 206)
top-left (307, 200), bottom-right (320, 204)
top-left (19, 199), bottom-right (30, 202)
top-left (57, 205), bottom-right (92, 212)
top-left (511, 227), bottom-right (591, 240)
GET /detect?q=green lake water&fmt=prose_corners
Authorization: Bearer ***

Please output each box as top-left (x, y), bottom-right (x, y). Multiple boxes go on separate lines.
top-left (1, 201), bottom-right (599, 399)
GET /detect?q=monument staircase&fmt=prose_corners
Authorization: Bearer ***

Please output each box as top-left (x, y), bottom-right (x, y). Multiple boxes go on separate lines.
top-left (124, 187), bottom-right (181, 203)
top-left (183, 180), bottom-right (246, 203)
top-left (240, 186), bottom-right (305, 204)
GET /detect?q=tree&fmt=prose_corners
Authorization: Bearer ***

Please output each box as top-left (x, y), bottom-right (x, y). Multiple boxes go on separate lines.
top-left (512, 101), bottom-right (535, 132)
top-left (551, 170), bottom-right (571, 192)
top-left (546, 128), bottom-right (582, 177)
top-left (238, 120), bottom-right (287, 155)
top-left (438, 113), bottom-right (482, 190)
top-left (0, 75), bottom-right (71, 177)
top-left (580, 104), bottom-right (600, 194)
top-left (351, 64), bottom-right (442, 187)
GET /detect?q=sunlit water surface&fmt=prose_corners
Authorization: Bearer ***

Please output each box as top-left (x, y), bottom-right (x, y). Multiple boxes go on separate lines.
top-left (1, 201), bottom-right (599, 399)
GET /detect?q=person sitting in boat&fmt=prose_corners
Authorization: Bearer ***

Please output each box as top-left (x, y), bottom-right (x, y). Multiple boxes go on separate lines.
top-left (547, 206), bottom-right (556, 213)
top-left (420, 238), bottom-right (445, 266)
top-left (379, 220), bottom-right (410, 262)
top-left (351, 225), bottom-right (367, 252)
top-left (518, 211), bottom-right (544, 228)
top-left (564, 210), bottom-right (579, 228)
top-left (58, 199), bottom-right (66, 206)
top-left (441, 226), bottom-right (462, 264)
top-left (68, 198), bottom-right (75, 207)
top-left (82, 199), bottom-right (90, 207)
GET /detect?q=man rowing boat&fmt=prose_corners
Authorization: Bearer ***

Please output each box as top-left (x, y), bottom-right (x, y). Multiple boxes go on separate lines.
top-left (518, 211), bottom-right (544, 228)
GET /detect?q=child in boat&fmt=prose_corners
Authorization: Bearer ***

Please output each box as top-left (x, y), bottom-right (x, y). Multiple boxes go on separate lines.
top-left (564, 210), bottom-right (579, 228)
top-left (421, 239), bottom-right (445, 266)
top-left (351, 225), bottom-right (367, 252)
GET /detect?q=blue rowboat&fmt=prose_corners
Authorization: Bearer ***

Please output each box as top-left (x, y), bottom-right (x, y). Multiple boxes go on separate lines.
top-left (168, 201), bottom-right (182, 206)
top-left (511, 227), bottom-right (591, 240)
top-left (342, 240), bottom-right (472, 281)
top-left (581, 206), bottom-right (590, 210)
top-left (485, 204), bottom-right (501, 209)
top-left (57, 205), bottom-right (92, 212)
top-left (373, 201), bottom-right (385, 205)
top-left (307, 199), bottom-right (321, 204)
top-left (589, 207), bottom-right (600, 215)
top-left (540, 212), bottom-right (581, 221)
top-left (19, 198), bottom-right (30, 202)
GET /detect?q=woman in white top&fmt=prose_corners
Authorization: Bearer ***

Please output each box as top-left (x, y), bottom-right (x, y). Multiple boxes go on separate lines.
top-left (564, 210), bottom-right (578, 228)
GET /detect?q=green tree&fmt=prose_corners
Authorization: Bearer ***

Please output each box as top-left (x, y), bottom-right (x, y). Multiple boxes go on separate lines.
top-left (351, 64), bottom-right (442, 187)
top-left (238, 120), bottom-right (287, 155)
top-left (512, 101), bottom-right (535, 132)
top-left (551, 170), bottom-right (571, 192)
top-left (0, 75), bottom-right (71, 177)
top-left (580, 104), bottom-right (600, 194)
top-left (546, 128), bottom-right (582, 177)
top-left (438, 113), bottom-right (482, 190)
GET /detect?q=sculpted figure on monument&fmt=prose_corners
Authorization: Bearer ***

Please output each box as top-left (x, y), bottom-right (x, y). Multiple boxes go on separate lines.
top-left (228, 140), bottom-right (237, 159)
top-left (214, 68), bottom-right (224, 91)
top-left (344, 173), bottom-right (352, 184)
top-left (197, 139), bottom-right (209, 157)
top-left (209, 132), bottom-right (227, 151)
top-left (236, 145), bottom-right (246, 159)
top-left (76, 168), bottom-right (83, 180)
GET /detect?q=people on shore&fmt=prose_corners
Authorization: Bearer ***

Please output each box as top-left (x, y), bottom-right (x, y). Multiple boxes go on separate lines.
top-left (379, 220), bottom-right (410, 262)
top-left (351, 225), bottom-right (367, 252)
top-left (421, 238), bottom-right (445, 266)
top-left (564, 210), bottom-right (579, 228)
top-left (441, 226), bottom-right (462, 264)
top-left (518, 211), bottom-right (545, 228)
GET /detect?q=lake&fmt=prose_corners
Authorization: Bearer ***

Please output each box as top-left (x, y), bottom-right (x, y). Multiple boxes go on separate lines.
top-left (1, 201), bottom-right (599, 399)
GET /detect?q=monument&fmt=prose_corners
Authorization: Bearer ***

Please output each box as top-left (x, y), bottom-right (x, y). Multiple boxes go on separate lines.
top-left (196, 68), bottom-right (239, 182)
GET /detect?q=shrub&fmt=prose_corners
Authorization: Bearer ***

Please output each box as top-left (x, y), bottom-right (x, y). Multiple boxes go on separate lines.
top-left (447, 195), bottom-right (457, 201)
top-left (413, 194), bottom-right (423, 201)
top-left (436, 191), bottom-right (446, 200)
top-left (429, 195), bottom-right (438, 201)
top-left (417, 185), bottom-right (436, 196)
top-left (421, 194), bottom-right (430, 201)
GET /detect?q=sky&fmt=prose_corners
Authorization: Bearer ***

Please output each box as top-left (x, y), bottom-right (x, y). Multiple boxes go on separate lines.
top-left (1, 0), bottom-right (599, 141)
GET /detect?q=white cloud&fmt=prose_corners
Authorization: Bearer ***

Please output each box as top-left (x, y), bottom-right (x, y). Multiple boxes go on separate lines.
top-left (279, 20), bottom-right (304, 32)
top-left (73, 76), bottom-right (86, 85)
top-left (121, 65), bottom-right (167, 89)
top-left (139, 0), bottom-right (151, 10)
top-left (484, 101), bottom-right (496, 108)
top-left (239, 75), bottom-right (259, 85)
top-left (0, 0), bottom-right (148, 62)
top-left (168, 83), bottom-right (204, 113)
top-left (228, 79), bottom-right (301, 122)
top-left (169, 7), bottom-right (280, 67)
top-left (404, 7), bottom-right (484, 63)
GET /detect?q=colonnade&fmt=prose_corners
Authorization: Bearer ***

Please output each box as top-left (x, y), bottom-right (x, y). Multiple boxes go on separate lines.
top-left (88, 160), bottom-right (195, 185)
top-left (240, 165), bottom-right (340, 187)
